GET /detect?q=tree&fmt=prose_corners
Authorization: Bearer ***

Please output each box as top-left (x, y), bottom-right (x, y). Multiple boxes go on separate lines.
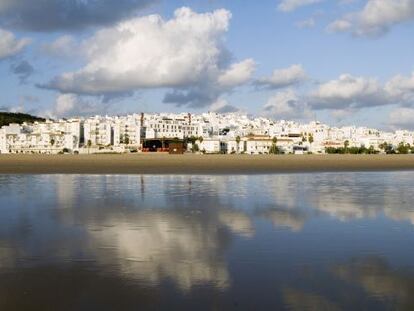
top-left (236, 136), bottom-right (241, 153)
top-left (344, 140), bottom-right (350, 151)
top-left (87, 139), bottom-right (92, 154)
top-left (368, 145), bottom-right (376, 154)
top-left (270, 136), bottom-right (279, 154)
top-left (198, 136), bottom-right (204, 144)
top-left (191, 143), bottom-right (199, 153)
top-left (397, 142), bottom-right (410, 154)
top-left (379, 142), bottom-right (394, 154)
top-left (0, 112), bottom-right (45, 128)
top-left (188, 136), bottom-right (197, 144)
top-left (50, 138), bottom-right (55, 147)
top-left (308, 134), bottom-right (314, 145)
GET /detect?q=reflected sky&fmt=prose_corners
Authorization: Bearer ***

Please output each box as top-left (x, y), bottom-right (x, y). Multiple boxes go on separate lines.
top-left (1, 173), bottom-right (414, 310)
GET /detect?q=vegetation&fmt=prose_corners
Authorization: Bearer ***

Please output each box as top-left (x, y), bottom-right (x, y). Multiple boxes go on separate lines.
top-left (396, 142), bottom-right (412, 154)
top-left (269, 145), bottom-right (282, 154)
top-left (236, 135), bottom-right (241, 153)
top-left (87, 139), bottom-right (92, 154)
top-left (269, 136), bottom-right (281, 154)
top-left (378, 142), bottom-right (413, 154)
top-left (379, 142), bottom-right (395, 154)
top-left (124, 134), bottom-right (130, 145)
top-left (308, 134), bottom-right (314, 144)
top-left (186, 135), bottom-right (198, 145)
top-left (191, 143), bottom-right (200, 153)
top-left (325, 146), bottom-right (379, 154)
top-left (0, 112), bottom-right (45, 128)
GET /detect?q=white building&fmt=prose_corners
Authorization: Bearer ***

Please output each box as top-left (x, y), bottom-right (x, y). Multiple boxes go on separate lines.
top-left (1, 112), bottom-right (413, 154)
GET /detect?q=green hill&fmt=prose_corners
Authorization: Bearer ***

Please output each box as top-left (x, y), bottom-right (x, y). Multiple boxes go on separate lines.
top-left (0, 112), bottom-right (45, 128)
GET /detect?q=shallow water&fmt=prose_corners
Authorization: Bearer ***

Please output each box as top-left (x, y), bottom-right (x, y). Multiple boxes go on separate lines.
top-left (1, 173), bottom-right (414, 310)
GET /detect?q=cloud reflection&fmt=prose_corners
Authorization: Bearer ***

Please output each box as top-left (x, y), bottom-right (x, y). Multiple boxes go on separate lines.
top-left (333, 257), bottom-right (414, 309)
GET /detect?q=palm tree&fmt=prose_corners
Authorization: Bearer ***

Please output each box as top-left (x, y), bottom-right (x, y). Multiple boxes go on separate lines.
top-left (270, 136), bottom-right (278, 154)
top-left (344, 140), bottom-right (350, 152)
top-left (308, 134), bottom-right (314, 144)
top-left (236, 136), bottom-right (241, 153)
top-left (87, 139), bottom-right (92, 154)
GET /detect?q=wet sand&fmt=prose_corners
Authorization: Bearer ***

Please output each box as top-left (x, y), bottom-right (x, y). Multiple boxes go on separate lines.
top-left (0, 154), bottom-right (414, 174)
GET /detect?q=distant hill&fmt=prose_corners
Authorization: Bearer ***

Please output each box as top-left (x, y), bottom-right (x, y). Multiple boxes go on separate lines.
top-left (0, 112), bottom-right (45, 128)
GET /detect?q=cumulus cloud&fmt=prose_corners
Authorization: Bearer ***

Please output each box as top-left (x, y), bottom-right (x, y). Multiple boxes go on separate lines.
top-left (40, 35), bottom-right (80, 59)
top-left (278, 0), bottom-right (324, 12)
top-left (0, 0), bottom-right (154, 32)
top-left (255, 64), bottom-right (307, 90)
top-left (46, 94), bottom-right (109, 118)
top-left (385, 72), bottom-right (414, 103)
top-left (389, 107), bottom-right (414, 130)
top-left (310, 74), bottom-right (390, 110)
top-left (259, 71), bottom-right (414, 118)
top-left (0, 28), bottom-right (30, 60)
top-left (218, 59), bottom-right (256, 88)
top-left (328, 0), bottom-right (414, 36)
top-left (263, 89), bottom-right (312, 120)
top-left (210, 98), bottom-right (240, 113)
top-left (42, 7), bottom-right (255, 108)
top-left (10, 60), bottom-right (34, 83)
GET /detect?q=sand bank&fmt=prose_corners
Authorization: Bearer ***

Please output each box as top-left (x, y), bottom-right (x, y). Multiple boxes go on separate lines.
top-left (0, 154), bottom-right (414, 174)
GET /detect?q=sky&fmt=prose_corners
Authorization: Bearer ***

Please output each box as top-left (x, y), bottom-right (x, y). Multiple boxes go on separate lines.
top-left (0, 0), bottom-right (414, 130)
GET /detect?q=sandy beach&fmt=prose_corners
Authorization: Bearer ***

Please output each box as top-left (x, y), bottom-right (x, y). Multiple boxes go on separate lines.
top-left (0, 154), bottom-right (413, 174)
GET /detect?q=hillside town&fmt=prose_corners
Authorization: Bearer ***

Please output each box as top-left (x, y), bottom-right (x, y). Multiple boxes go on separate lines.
top-left (0, 112), bottom-right (413, 155)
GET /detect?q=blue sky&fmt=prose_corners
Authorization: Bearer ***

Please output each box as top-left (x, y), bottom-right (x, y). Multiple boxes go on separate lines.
top-left (1, 0), bottom-right (414, 130)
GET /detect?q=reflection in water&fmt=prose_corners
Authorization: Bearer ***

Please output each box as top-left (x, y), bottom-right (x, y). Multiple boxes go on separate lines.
top-left (283, 287), bottom-right (341, 311)
top-left (0, 173), bottom-right (414, 310)
top-left (333, 257), bottom-right (414, 309)
top-left (89, 211), bottom-right (231, 290)
top-left (257, 207), bottom-right (307, 232)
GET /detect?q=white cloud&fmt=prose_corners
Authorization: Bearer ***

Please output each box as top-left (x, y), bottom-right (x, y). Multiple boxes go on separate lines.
top-left (218, 58), bottom-right (256, 88)
top-left (0, 28), bottom-right (30, 60)
top-left (278, 0), bottom-right (323, 12)
top-left (389, 107), bottom-right (414, 129)
top-left (43, 7), bottom-right (254, 107)
top-left (210, 98), bottom-right (240, 113)
top-left (256, 64), bottom-right (307, 89)
top-left (328, 0), bottom-right (414, 36)
top-left (41, 35), bottom-right (80, 58)
top-left (46, 94), bottom-right (108, 118)
top-left (259, 71), bottom-right (414, 118)
top-left (263, 89), bottom-right (312, 120)
top-left (385, 72), bottom-right (414, 102)
top-left (310, 74), bottom-right (389, 109)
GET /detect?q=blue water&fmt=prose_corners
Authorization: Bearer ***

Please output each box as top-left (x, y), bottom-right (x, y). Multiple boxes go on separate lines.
top-left (1, 173), bottom-right (414, 310)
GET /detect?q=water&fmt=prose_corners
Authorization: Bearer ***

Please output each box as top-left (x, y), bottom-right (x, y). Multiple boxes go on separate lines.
top-left (1, 173), bottom-right (414, 310)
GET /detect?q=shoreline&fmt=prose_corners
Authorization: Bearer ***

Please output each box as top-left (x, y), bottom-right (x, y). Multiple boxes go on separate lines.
top-left (0, 154), bottom-right (414, 174)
